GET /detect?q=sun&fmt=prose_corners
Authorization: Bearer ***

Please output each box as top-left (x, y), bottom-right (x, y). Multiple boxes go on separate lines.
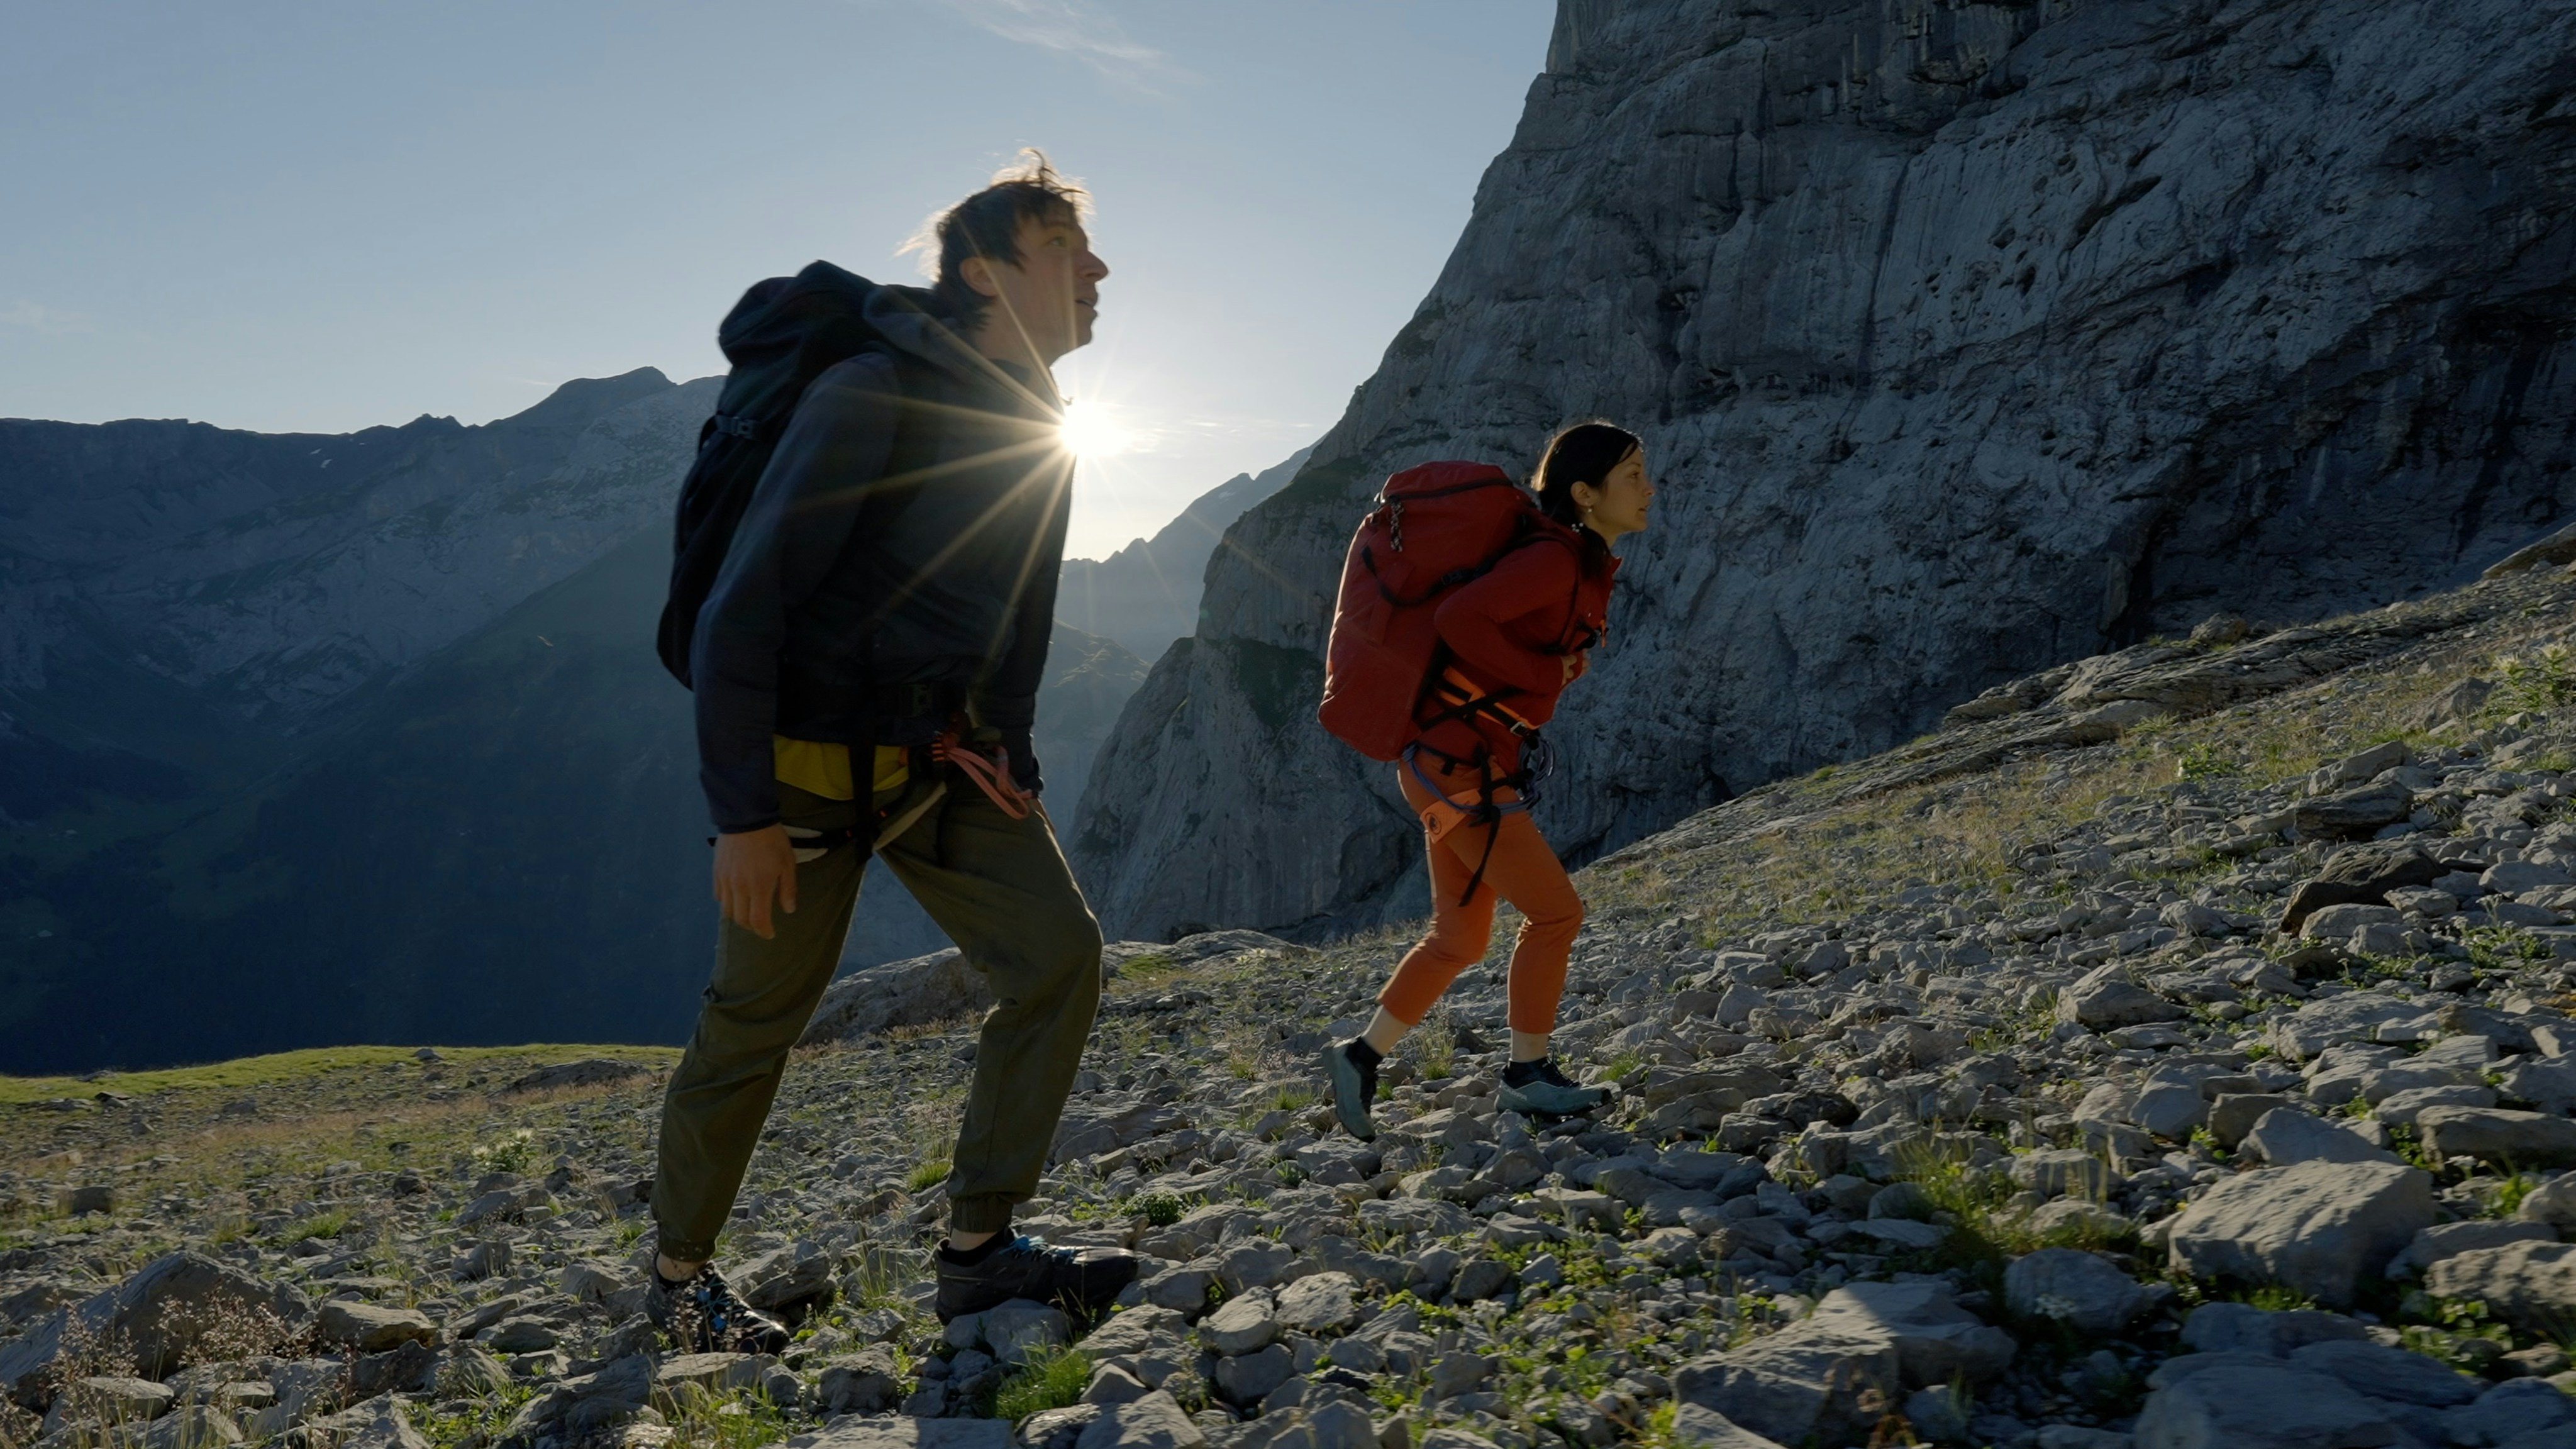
top-left (1058, 400), bottom-right (1133, 460)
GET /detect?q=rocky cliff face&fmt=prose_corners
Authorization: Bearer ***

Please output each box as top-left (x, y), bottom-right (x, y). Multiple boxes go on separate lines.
top-left (1073, 0), bottom-right (2576, 943)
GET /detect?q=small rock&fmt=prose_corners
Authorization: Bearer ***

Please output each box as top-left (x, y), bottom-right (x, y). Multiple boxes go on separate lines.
top-left (1211, 1344), bottom-right (1292, 1405)
top-left (2390, 1218), bottom-right (2555, 1276)
top-left (2177, 1302), bottom-right (2369, 1356)
top-left (2285, 1338), bottom-right (2479, 1407)
top-left (2060, 965), bottom-right (2186, 1030)
top-left (2131, 1083), bottom-right (2209, 1140)
top-left (814, 1348), bottom-right (901, 1415)
top-left (1273, 1272), bottom-right (1357, 1335)
top-left (2448, 1377), bottom-right (2576, 1444)
top-left (2522, 1174), bottom-right (2576, 1231)
top-left (1427, 1352), bottom-right (1491, 1400)
top-left (2011, 1149), bottom-right (2121, 1201)
top-left (1667, 1404), bottom-right (1789, 1448)
top-left (2241, 1109), bottom-right (2401, 1167)
top-left (2418, 1107), bottom-right (2576, 1167)
top-left (2003, 1250), bottom-right (2148, 1336)
top-left (2207, 1094), bottom-right (2298, 1148)
top-left (1674, 1322), bottom-right (1902, 1446)
top-left (2372, 1084), bottom-right (2497, 1126)
top-left (1199, 1289), bottom-right (1278, 1356)
top-left (315, 1302), bottom-right (437, 1354)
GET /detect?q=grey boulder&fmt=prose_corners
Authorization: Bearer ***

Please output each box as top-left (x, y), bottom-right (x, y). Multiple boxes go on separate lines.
top-left (2425, 1240), bottom-right (2576, 1335)
top-left (0, 1253), bottom-right (311, 1406)
top-left (2134, 1361), bottom-right (2417, 1449)
top-left (2418, 1108), bottom-right (2576, 1168)
top-left (2166, 1160), bottom-right (2436, 1306)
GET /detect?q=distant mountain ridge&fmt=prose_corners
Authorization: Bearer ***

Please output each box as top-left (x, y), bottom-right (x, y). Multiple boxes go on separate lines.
top-left (1, 368), bottom-right (706, 723)
top-left (0, 373), bottom-right (1197, 1072)
top-left (1055, 448), bottom-right (1312, 661)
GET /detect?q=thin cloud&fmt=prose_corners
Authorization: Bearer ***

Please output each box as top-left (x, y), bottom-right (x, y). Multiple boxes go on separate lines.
top-left (1, 301), bottom-right (92, 335)
top-left (944, 0), bottom-right (1192, 86)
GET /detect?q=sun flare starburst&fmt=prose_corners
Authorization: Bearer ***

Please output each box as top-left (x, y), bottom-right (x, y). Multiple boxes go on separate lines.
top-left (1058, 399), bottom-right (1133, 460)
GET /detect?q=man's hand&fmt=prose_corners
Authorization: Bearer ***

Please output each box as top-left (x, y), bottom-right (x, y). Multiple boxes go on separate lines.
top-left (714, 824), bottom-right (797, 940)
top-left (1561, 653), bottom-right (1585, 686)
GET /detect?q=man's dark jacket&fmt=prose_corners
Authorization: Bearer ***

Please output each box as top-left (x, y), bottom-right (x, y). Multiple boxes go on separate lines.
top-left (691, 287), bottom-right (1071, 835)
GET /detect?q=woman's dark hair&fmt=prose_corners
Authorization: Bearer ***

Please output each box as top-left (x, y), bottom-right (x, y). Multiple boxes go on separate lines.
top-left (909, 150), bottom-right (1091, 328)
top-left (1532, 421), bottom-right (1640, 574)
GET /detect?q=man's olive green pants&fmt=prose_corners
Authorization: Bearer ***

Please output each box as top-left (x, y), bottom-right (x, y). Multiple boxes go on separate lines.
top-left (652, 777), bottom-right (1103, 1262)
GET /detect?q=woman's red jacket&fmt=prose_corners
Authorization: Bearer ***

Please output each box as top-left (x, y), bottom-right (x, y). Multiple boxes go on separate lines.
top-left (1413, 516), bottom-right (1618, 776)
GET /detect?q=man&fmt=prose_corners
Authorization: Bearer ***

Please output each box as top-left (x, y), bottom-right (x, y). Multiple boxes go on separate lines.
top-left (645, 155), bottom-right (1135, 1352)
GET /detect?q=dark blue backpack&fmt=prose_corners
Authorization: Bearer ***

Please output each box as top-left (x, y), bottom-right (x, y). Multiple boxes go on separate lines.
top-left (655, 262), bottom-right (938, 687)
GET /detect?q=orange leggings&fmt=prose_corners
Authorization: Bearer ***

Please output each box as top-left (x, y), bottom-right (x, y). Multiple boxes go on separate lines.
top-left (1377, 758), bottom-right (1586, 1035)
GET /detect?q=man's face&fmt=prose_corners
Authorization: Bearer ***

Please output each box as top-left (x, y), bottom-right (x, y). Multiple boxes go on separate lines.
top-left (970, 209), bottom-right (1109, 364)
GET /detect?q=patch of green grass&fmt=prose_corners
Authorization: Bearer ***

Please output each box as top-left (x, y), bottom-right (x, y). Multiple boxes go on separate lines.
top-left (282, 1209), bottom-right (349, 1243)
top-left (2491, 1173), bottom-right (2541, 1218)
top-left (2467, 926), bottom-right (2555, 973)
top-left (1600, 1052), bottom-right (1648, 1084)
top-left (1414, 1014), bottom-right (1458, 1081)
top-left (906, 1158), bottom-right (953, 1192)
top-left (663, 1385), bottom-right (792, 1449)
top-left (2240, 1284), bottom-right (2319, 1312)
top-left (1269, 1084), bottom-right (1316, 1113)
top-left (0, 1043), bottom-right (676, 1107)
top-left (2175, 741), bottom-right (2240, 781)
top-left (1135, 1192), bottom-right (1189, 1228)
top-left (418, 1384), bottom-right (535, 1449)
top-left (1892, 1138), bottom-right (2132, 1285)
top-left (2398, 1292), bottom-right (2513, 1370)
top-left (992, 1345), bottom-right (1091, 1420)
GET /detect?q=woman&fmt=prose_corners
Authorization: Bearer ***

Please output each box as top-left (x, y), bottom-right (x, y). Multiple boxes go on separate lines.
top-left (1328, 422), bottom-right (1654, 1138)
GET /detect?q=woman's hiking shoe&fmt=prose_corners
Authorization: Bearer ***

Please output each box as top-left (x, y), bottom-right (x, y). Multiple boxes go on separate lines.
top-left (1326, 1038), bottom-right (1380, 1141)
top-left (934, 1233), bottom-right (1137, 1322)
top-left (1498, 1057), bottom-right (1613, 1118)
top-left (645, 1263), bottom-right (791, 1354)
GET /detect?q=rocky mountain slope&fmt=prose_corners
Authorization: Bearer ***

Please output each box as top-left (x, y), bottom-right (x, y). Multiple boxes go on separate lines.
top-left (8, 538), bottom-right (2576, 1448)
top-left (0, 376), bottom-right (1171, 1071)
top-left (1070, 0), bottom-right (2576, 945)
top-left (1057, 451), bottom-right (1311, 662)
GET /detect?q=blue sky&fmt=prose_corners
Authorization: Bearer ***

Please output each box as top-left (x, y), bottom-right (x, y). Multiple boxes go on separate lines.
top-left (3, 1), bottom-right (1556, 558)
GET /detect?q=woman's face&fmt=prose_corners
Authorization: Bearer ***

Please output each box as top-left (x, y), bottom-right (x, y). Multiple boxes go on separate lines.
top-left (1575, 448), bottom-right (1653, 543)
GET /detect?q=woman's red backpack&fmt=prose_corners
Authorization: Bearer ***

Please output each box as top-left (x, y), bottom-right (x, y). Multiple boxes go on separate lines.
top-left (1317, 460), bottom-right (1546, 761)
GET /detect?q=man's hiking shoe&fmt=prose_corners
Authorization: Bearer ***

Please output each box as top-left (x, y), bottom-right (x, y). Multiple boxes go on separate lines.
top-left (935, 1234), bottom-right (1136, 1323)
top-left (1326, 1038), bottom-right (1379, 1141)
top-left (1498, 1057), bottom-right (1613, 1118)
top-left (645, 1263), bottom-right (791, 1354)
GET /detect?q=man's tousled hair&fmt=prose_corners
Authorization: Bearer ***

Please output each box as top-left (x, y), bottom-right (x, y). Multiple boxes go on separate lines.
top-left (907, 150), bottom-right (1091, 328)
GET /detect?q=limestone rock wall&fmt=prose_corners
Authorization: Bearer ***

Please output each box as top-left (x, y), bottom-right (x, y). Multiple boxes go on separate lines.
top-left (1072, 0), bottom-right (2576, 941)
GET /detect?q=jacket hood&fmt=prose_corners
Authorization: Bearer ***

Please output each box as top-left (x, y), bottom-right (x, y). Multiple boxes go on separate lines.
top-left (713, 262), bottom-right (1058, 416)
